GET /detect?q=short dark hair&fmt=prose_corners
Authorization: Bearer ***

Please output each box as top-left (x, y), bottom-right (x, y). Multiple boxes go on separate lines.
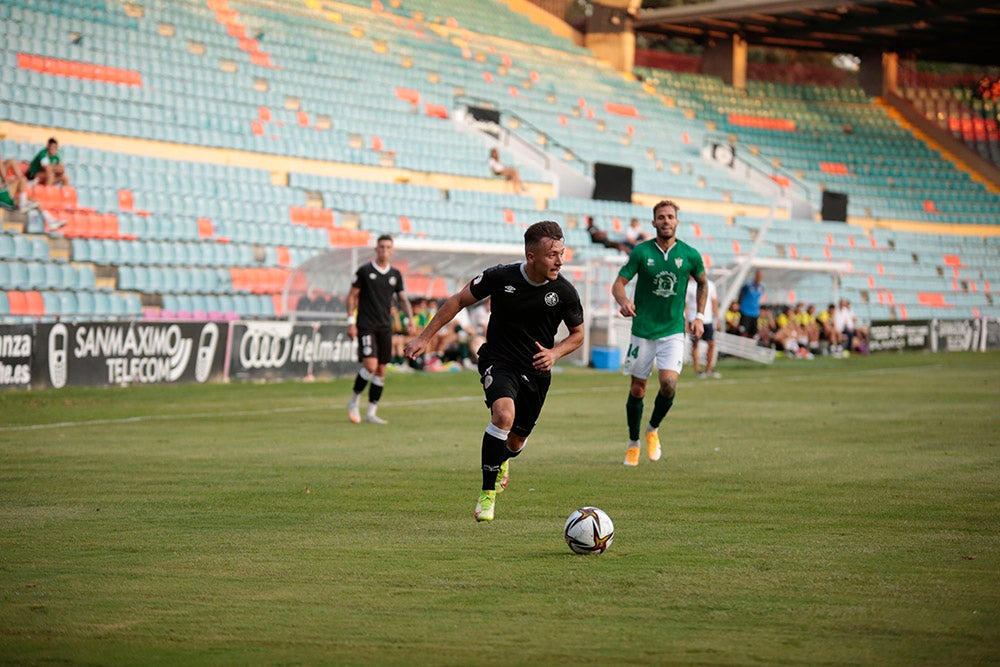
top-left (376, 234), bottom-right (394, 244)
top-left (524, 220), bottom-right (563, 249)
top-left (47, 137), bottom-right (58, 147)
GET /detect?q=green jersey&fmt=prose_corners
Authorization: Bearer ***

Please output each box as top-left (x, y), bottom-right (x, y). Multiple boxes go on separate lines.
top-left (27, 148), bottom-right (60, 179)
top-left (617, 238), bottom-right (705, 340)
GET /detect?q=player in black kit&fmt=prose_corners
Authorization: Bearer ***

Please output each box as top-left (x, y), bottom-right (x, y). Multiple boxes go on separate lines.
top-left (404, 221), bottom-right (584, 522)
top-left (346, 234), bottom-right (416, 424)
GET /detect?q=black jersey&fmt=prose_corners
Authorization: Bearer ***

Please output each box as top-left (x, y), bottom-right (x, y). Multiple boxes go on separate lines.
top-left (469, 262), bottom-right (584, 376)
top-left (352, 261), bottom-right (405, 330)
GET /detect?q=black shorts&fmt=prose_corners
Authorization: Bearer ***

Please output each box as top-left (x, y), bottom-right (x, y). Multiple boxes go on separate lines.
top-left (739, 313), bottom-right (759, 337)
top-left (356, 327), bottom-right (392, 365)
top-left (691, 322), bottom-right (715, 342)
top-left (478, 357), bottom-right (550, 439)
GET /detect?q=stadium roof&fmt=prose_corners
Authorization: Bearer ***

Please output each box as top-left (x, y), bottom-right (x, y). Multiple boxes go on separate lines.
top-left (634, 0), bottom-right (1000, 67)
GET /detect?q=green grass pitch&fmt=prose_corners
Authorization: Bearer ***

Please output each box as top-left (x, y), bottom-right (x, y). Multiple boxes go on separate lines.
top-left (1, 351), bottom-right (998, 665)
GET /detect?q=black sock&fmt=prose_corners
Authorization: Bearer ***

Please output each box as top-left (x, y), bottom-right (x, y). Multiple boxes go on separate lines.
top-left (626, 394), bottom-right (644, 441)
top-left (503, 444), bottom-right (523, 461)
top-left (352, 373), bottom-right (368, 396)
top-left (481, 430), bottom-right (507, 490)
top-left (368, 382), bottom-right (384, 404)
top-left (649, 391), bottom-right (674, 429)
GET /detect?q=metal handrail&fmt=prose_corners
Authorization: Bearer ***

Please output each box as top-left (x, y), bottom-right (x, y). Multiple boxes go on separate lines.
top-left (702, 131), bottom-right (815, 202)
top-left (455, 94), bottom-right (593, 173)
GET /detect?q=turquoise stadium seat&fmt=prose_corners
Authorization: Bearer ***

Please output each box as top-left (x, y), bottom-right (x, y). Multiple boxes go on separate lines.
top-left (0, 0), bottom-right (995, 322)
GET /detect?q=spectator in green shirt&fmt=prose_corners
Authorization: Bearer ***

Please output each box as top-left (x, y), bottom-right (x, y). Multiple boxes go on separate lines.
top-left (26, 137), bottom-right (69, 187)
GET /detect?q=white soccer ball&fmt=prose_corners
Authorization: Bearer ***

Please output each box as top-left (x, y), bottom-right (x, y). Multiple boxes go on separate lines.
top-left (564, 507), bottom-right (615, 555)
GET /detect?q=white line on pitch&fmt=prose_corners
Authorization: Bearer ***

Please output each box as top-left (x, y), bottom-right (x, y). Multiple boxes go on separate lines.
top-left (0, 363), bottom-right (942, 433)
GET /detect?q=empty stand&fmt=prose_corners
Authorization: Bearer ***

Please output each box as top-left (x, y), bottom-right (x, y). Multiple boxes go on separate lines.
top-left (0, 0), bottom-right (996, 327)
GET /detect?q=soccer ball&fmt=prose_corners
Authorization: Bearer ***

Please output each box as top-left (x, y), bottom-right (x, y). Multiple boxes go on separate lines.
top-left (564, 507), bottom-right (615, 555)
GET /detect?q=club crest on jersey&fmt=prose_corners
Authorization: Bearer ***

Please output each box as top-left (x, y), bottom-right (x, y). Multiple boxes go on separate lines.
top-left (389, 276), bottom-right (397, 287)
top-left (544, 292), bottom-right (559, 306)
top-left (675, 258), bottom-right (683, 268)
top-left (653, 270), bottom-right (678, 298)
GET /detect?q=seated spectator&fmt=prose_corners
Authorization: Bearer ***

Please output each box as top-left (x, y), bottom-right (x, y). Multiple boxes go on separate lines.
top-left (585, 216), bottom-right (626, 253)
top-left (724, 300), bottom-right (742, 335)
top-left (318, 293), bottom-right (339, 311)
top-left (773, 306), bottom-right (799, 358)
top-left (795, 303), bottom-right (821, 354)
top-left (817, 303), bottom-right (844, 356)
top-left (390, 304), bottom-right (415, 368)
top-left (851, 322), bottom-right (870, 355)
top-left (623, 217), bottom-right (652, 250)
top-left (773, 306), bottom-right (811, 357)
top-left (834, 298), bottom-right (858, 353)
top-left (488, 148), bottom-right (525, 193)
top-left (441, 306), bottom-right (475, 369)
top-left (26, 137), bottom-right (69, 187)
top-left (0, 157), bottom-right (29, 210)
top-left (296, 292), bottom-right (314, 311)
top-left (0, 154), bottom-right (52, 228)
top-left (756, 306), bottom-right (776, 348)
top-left (465, 299), bottom-right (489, 362)
top-left (407, 298), bottom-right (444, 370)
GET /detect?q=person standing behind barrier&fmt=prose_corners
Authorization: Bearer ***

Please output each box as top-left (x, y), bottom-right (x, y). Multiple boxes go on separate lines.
top-left (738, 269), bottom-right (765, 339)
top-left (612, 199), bottom-right (707, 467)
top-left (686, 274), bottom-right (720, 378)
top-left (346, 234), bottom-right (416, 424)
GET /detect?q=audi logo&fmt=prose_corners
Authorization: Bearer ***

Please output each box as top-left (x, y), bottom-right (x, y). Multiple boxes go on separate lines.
top-left (239, 330), bottom-right (292, 369)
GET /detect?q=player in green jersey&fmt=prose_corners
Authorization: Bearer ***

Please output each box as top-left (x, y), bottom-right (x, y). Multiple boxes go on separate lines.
top-left (611, 200), bottom-right (708, 466)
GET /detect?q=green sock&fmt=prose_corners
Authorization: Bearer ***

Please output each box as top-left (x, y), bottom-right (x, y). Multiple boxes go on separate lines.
top-left (626, 394), bottom-right (644, 442)
top-left (649, 391), bottom-right (674, 429)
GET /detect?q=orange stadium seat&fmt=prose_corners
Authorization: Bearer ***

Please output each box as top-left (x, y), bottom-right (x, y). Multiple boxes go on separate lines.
top-left (118, 190), bottom-right (134, 212)
top-left (197, 218), bottom-right (214, 239)
top-left (425, 103), bottom-right (449, 119)
top-left (395, 87), bottom-right (420, 105)
top-left (24, 291), bottom-right (45, 316)
top-left (605, 102), bottom-right (639, 117)
top-left (6, 291), bottom-right (28, 315)
top-left (275, 246), bottom-right (291, 267)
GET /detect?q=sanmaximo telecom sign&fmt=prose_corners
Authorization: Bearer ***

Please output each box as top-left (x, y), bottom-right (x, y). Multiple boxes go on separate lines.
top-left (32, 321), bottom-right (226, 388)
